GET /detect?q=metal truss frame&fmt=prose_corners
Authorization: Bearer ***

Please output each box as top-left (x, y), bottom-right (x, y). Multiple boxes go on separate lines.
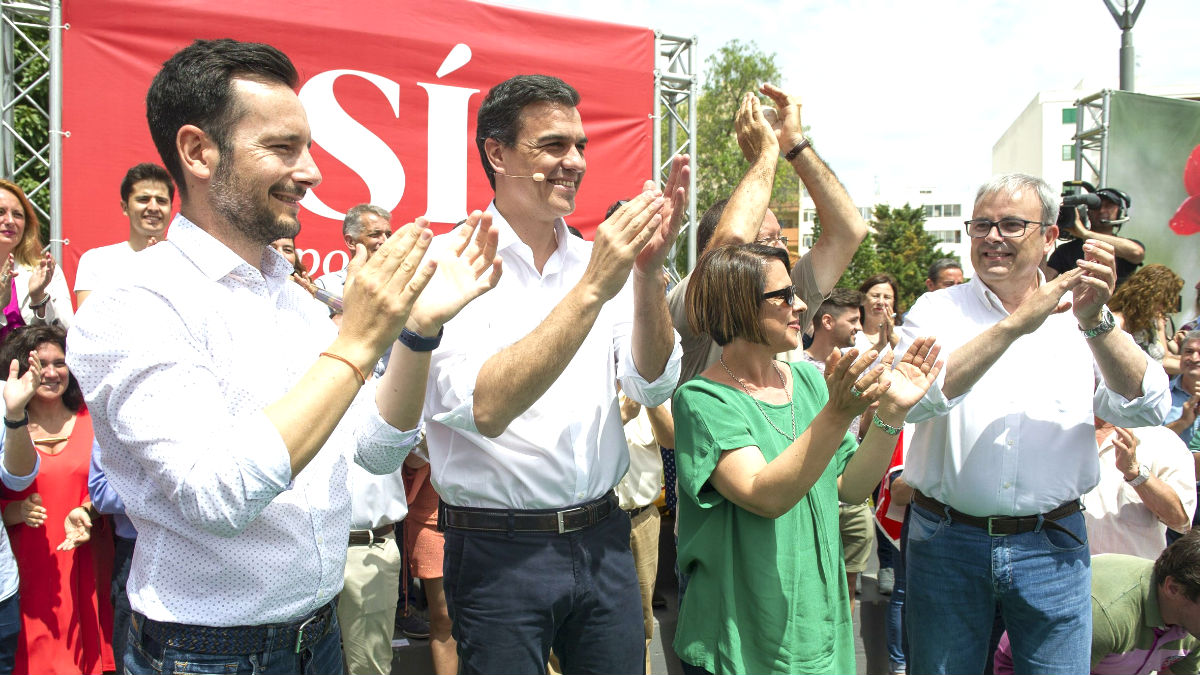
top-left (653, 32), bottom-right (699, 275)
top-left (1073, 89), bottom-right (1111, 187)
top-left (1, 0), bottom-right (63, 257)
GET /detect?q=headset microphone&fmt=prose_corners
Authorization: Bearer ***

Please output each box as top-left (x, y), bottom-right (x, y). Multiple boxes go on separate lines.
top-left (492, 165), bottom-right (545, 182)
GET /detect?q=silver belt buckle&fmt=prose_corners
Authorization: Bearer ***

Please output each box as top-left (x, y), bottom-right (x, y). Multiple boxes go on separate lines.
top-left (987, 517), bottom-right (1004, 537)
top-left (557, 511), bottom-right (566, 534)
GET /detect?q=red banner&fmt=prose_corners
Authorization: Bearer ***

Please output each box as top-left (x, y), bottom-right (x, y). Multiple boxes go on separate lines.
top-left (61, 0), bottom-right (654, 283)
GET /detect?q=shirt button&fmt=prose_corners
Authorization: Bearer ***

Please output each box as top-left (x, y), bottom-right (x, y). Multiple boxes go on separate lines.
top-left (1003, 482), bottom-right (1012, 489)
top-left (577, 493), bottom-right (584, 500)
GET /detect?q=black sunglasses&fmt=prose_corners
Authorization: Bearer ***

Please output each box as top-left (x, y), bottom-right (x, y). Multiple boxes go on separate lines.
top-left (761, 285), bottom-right (796, 306)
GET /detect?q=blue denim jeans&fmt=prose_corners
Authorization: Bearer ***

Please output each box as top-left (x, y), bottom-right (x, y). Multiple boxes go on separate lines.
top-left (443, 507), bottom-right (644, 675)
top-left (0, 592), bottom-right (19, 675)
top-left (886, 516), bottom-right (908, 674)
top-left (905, 502), bottom-right (1091, 675)
top-left (123, 610), bottom-right (343, 675)
top-left (110, 535), bottom-right (135, 671)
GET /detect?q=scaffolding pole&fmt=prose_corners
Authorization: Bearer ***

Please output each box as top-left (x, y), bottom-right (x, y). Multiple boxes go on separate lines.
top-left (653, 32), bottom-right (698, 276)
top-left (1073, 89), bottom-right (1111, 186)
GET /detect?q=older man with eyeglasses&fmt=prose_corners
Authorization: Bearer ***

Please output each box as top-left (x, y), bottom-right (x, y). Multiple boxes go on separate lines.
top-left (893, 173), bottom-right (1171, 675)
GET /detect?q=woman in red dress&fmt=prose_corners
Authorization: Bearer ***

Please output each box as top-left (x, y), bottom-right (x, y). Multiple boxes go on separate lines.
top-left (0, 326), bottom-right (112, 674)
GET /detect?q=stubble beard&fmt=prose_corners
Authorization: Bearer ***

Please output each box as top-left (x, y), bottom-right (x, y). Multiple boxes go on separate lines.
top-left (209, 157), bottom-right (300, 246)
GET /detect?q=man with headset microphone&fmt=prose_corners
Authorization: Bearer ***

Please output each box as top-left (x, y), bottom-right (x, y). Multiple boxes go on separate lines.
top-left (1048, 186), bottom-right (1144, 287)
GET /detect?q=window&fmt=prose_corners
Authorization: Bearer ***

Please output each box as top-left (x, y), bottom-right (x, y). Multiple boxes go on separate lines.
top-left (802, 208), bottom-right (817, 223)
top-left (1062, 108), bottom-right (1077, 125)
top-left (1062, 144), bottom-right (1076, 161)
top-left (922, 204), bottom-right (961, 219)
top-left (929, 230), bottom-right (962, 244)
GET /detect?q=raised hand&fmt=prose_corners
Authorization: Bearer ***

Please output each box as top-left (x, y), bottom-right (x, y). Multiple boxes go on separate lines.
top-left (1072, 239), bottom-right (1118, 323)
top-left (583, 189), bottom-right (665, 301)
top-left (635, 154), bottom-right (691, 275)
top-left (823, 347), bottom-right (891, 422)
top-left (879, 337), bottom-right (944, 415)
top-left (58, 506), bottom-right (93, 551)
top-left (1111, 426), bottom-right (1142, 481)
top-left (3, 350), bottom-right (43, 418)
top-left (406, 211), bottom-right (503, 337)
top-left (338, 219), bottom-right (436, 361)
top-left (759, 83), bottom-right (805, 153)
top-left (735, 93), bottom-right (779, 163)
top-left (21, 493), bottom-right (46, 528)
top-left (1005, 267), bottom-right (1083, 336)
top-left (26, 251), bottom-right (55, 300)
top-left (0, 255), bottom-right (13, 308)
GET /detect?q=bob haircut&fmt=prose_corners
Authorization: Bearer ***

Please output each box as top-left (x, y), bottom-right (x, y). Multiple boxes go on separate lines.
top-left (0, 325), bottom-right (84, 413)
top-left (858, 272), bottom-right (904, 326)
top-left (0, 179), bottom-right (45, 267)
top-left (686, 243), bottom-right (791, 347)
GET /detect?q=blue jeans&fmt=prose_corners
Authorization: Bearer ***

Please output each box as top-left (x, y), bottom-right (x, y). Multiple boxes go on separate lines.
top-left (123, 610), bottom-right (342, 675)
top-left (0, 592), bottom-right (19, 675)
top-left (886, 516), bottom-right (908, 673)
top-left (110, 535), bottom-right (135, 671)
top-left (443, 508), bottom-right (644, 675)
top-left (905, 502), bottom-right (1090, 675)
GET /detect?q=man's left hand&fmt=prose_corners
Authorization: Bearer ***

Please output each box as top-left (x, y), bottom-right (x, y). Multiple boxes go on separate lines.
top-left (405, 211), bottom-right (503, 338)
top-left (1112, 426), bottom-right (1141, 481)
top-left (634, 154), bottom-right (690, 274)
top-left (1072, 239), bottom-right (1118, 325)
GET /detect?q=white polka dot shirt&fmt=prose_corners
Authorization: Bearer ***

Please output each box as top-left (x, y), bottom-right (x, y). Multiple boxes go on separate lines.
top-left (66, 215), bottom-right (419, 626)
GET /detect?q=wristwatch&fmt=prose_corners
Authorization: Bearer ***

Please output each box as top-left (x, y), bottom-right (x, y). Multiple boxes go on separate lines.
top-left (1126, 463), bottom-right (1150, 488)
top-left (1080, 305), bottom-right (1116, 340)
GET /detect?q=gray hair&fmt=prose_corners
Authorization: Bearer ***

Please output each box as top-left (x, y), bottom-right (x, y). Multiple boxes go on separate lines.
top-left (1184, 330), bottom-right (1200, 349)
top-left (343, 203), bottom-right (392, 238)
top-left (974, 173), bottom-right (1060, 229)
top-left (927, 258), bottom-right (962, 282)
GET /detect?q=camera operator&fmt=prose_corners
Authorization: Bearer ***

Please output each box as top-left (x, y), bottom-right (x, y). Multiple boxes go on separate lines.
top-left (1047, 187), bottom-right (1144, 287)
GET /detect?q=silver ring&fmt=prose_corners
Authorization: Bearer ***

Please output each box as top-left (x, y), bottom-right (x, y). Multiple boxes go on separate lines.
top-left (850, 385), bottom-right (864, 398)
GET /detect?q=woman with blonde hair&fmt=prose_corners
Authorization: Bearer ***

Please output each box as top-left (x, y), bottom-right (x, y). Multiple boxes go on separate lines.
top-left (1109, 263), bottom-right (1184, 374)
top-left (0, 181), bottom-right (73, 333)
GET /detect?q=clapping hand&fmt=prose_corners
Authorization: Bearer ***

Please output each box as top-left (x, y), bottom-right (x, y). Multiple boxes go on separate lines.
top-left (823, 347), bottom-right (890, 421)
top-left (634, 154), bottom-right (690, 275)
top-left (735, 93), bottom-right (779, 163)
top-left (1072, 239), bottom-right (1118, 324)
top-left (1111, 427), bottom-right (1142, 482)
top-left (26, 251), bottom-right (55, 303)
top-left (878, 337), bottom-right (944, 415)
top-left (405, 212), bottom-right (503, 338)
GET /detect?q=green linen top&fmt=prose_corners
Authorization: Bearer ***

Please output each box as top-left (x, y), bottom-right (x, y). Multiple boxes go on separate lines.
top-left (672, 360), bottom-right (857, 675)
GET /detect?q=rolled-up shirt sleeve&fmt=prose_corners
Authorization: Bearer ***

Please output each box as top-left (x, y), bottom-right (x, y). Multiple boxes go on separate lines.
top-left (1093, 349), bottom-right (1172, 427)
top-left (70, 285), bottom-right (307, 537)
top-left (615, 323), bottom-right (682, 409)
top-left (0, 431), bottom-right (39, 492)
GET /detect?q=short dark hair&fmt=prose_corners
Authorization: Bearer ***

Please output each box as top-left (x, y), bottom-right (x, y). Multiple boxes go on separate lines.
top-left (927, 258), bottom-right (961, 283)
top-left (1155, 528), bottom-right (1200, 601)
top-left (0, 326), bottom-right (84, 413)
top-left (475, 74), bottom-right (580, 190)
top-left (686, 243), bottom-right (790, 347)
top-left (146, 39), bottom-right (298, 199)
top-left (696, 199), bottom-right (729, 256)
top-left (814, 288), bottom-right (863, 330)
top-left (120, 163), bottom-right (174, 203)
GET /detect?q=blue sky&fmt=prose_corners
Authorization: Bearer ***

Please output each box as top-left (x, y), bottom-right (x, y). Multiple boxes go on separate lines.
top-left (478, 0), bottom-right (1200, 204)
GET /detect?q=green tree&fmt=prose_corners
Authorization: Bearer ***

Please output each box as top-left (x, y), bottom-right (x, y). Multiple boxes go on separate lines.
top-left (10, 24), bottom-right (51, 243)
top-left (871, 204), bottom-right (957, 307)
top-left (694, 40), bottom-right (796, 215)
top-left (825, 204), bottom-right (957, 309)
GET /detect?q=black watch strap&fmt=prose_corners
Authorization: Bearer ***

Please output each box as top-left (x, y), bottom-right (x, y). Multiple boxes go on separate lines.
top-left (4, 412), bottom-right (28, 429)
top-left (399, 327), bottom-right (443, 352)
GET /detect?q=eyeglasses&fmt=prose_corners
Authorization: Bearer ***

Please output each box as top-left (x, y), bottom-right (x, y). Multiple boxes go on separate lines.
top-left (963, 218), bottom-right (1046, 239)
top-left (756, 236), bottom-right (789, 247)
top-left (761, 285), bottom-right (796, 306)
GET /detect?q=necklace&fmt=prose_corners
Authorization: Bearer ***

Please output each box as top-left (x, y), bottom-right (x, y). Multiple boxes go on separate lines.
top-left (720, 355), bottom-right (797, 441)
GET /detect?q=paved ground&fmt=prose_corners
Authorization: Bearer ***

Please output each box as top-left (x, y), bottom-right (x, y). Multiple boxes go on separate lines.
top-left (391, 534), bottom-right (893, 675)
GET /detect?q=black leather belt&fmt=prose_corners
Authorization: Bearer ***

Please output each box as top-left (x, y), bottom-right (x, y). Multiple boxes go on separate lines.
top-left (348, 523), bottom-right (393, 546)
top-left (439, 492), bottom-right (618, 534)
top-left (137, 600), bottom-right (335, 656)
top-left (625, 504), bottom-right (653, 518)
top-left (913, 491), bottom-right (1084, 544)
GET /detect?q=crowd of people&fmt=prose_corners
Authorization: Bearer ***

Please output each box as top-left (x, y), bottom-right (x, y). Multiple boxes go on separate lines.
top-left (0, 35), bottom-right (1197, 675)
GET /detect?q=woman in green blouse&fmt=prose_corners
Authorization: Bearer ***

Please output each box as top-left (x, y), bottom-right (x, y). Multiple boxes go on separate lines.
top-left (672, 243), bottom-right (941, 675)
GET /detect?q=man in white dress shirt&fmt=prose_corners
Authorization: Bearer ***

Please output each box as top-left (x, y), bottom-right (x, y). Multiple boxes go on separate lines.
top-left (66, 39), bottom-right (499, 675)
top-left (898, 173), bottom-right (1170, 675)
top-left (423, 74), bottom-right (686, 674)
top-left (73, 163), bottom-right (174, 306)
